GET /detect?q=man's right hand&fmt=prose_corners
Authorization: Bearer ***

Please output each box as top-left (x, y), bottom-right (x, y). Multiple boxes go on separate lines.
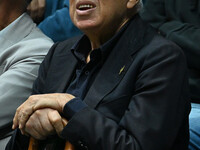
top-left (27, 0), bottom-right (46, 23)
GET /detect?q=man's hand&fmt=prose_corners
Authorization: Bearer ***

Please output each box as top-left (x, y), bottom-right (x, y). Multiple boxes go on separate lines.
top-left (23, 108), bottom-right (67, 140)
top-left (12, 93), bottom-right (74, 131)
top-left (27, 0), bottom-right (46, 23)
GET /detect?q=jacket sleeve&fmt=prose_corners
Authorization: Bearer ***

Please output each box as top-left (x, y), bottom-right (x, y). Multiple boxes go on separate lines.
top-left (61, 41), bottom-right (190, 150)
top-left (5, 42), bottom-right (56, 150)
top-left (38, 5), bottom-right (81, 42)
top-left (0, 39), bottom-right (52, 140)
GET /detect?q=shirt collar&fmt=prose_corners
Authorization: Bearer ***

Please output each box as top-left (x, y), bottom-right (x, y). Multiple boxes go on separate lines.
top-left (71, 35), bottom-right (91, 62)
top-left (71, 20), bottom-right (130, 63)
top-left (0, 13), bottom-right (25, 37)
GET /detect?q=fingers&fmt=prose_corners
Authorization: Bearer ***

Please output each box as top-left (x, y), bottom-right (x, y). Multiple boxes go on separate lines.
top-left (16, 107), bottom-right (67, 139)
top-left (24, 112), bottom-right (46, 140)
top-left (24, 109), bottom-right (56, 140)
top-left (37, 109), bottom-right (55, 136)
top-left (12, 94), bottom-right (55, 130)
top-left (12, 93), bottom-right (74, 131)
top-left (27, 0), bottom-right (46, 23)
top-left (33, 97), bottom-right (60, 112)
top-left (37, 0), bottom-right (46, 18)
top-left (13, 95), bottom-right (37, 129)
top-left (32, 93), bottom-right (74, 112)
top-left (48, 110), bottom-right (67, 136)
top-left (27, 0), bottom-right (38, 19)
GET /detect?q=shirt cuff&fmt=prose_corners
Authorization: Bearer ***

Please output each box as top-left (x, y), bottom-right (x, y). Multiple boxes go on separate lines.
top-left (63, 97), bottom-right (87, 120)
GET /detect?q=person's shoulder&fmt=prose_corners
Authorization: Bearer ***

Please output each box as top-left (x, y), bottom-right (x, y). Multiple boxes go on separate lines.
top-left (52, 35), bottom-right (82, 53)
top-left (39, 35), bottom-right (82, 60)
top-left (131, 19), bottom-right (185, 61)
top-left (58, 35), bottom-right (82, 47)
top-left (152, 34), bottom-right (183, 53)
top-left (25, 26), bottom-right (53, 45)
top-left (15, 26), bottom-right (53, 57)
top-left (143, 30), bottom-right (184, 56)
top-left (18, 14), bottom-right (53, 44)
top-left (20, 25), bottom-right (53, 55)
top-left (127, 16), bottom-right (184, 59)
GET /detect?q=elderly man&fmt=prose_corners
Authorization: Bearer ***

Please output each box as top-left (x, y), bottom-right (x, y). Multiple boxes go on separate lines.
top-left (0, 0), bottom-right (53, 149)
top-left (7, 0), bottom-right (190, 149)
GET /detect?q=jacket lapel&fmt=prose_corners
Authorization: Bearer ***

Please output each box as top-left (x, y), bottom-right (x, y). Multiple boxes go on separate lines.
top-left (45, 38), bottom-right (80, 93)
top-left (54, 54), bottom-right (78, 93)
top-left (84, 15), bottom-right (147, 108)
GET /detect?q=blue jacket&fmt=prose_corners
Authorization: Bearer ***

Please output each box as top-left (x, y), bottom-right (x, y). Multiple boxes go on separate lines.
top-left (38, 0), bottom-right (81, 42)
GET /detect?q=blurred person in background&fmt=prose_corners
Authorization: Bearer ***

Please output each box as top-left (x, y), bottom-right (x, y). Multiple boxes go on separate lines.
top-left (27, 0), bottom-right (82, 42)
top-left (0, 0), bottom-right (53, 148)
top-left (140, 0), bottom-right (200, 149)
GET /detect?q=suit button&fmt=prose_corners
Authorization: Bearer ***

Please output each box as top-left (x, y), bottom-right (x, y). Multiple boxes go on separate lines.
top-left (78, 140), bottom-right (84, 146)
top-left (78, 140), bottom-right (88, 150)
top-left (85, 71), bottom-right (89, 75)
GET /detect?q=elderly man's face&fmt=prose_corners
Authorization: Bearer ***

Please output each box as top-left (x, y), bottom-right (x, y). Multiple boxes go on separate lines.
top-left (69, 0), bottom-right (134, 34)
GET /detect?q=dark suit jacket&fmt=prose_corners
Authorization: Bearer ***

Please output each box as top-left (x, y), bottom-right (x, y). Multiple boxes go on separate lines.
top-left (7, 15), bottom-right (190, 150)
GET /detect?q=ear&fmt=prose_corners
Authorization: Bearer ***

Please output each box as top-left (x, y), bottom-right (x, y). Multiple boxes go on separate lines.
top-left (127, 0), bottom-right (139, 9)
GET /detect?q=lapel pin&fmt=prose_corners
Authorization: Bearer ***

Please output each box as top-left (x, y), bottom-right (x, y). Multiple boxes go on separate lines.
top-left (119, 65), bottom-right (125, 75)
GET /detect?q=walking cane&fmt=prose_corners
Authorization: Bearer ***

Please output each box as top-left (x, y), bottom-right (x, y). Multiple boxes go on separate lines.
top-left (28, 137), bottom-right (75, 150)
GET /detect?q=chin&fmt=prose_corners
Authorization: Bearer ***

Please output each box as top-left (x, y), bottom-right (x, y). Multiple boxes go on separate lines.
top-left (76, 21), bottom-right (100, 32)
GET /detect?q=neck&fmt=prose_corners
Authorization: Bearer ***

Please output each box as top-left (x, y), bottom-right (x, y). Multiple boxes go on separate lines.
top-left (0, 1), bottom-right (24, 31)
top-left (87, 18), bottom-right (130, 50)
top-left (84, 18), bottom-right (130, 63)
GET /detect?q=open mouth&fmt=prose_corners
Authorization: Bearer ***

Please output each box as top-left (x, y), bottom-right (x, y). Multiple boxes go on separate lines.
top-left (78, 4), bottom-right (94, 10)
top-left (77, 3), bottom-right (96, 11)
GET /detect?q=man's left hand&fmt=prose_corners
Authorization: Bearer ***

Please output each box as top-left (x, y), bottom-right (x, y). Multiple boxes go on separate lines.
top-left (12, 93), bottom-right (74, 131)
